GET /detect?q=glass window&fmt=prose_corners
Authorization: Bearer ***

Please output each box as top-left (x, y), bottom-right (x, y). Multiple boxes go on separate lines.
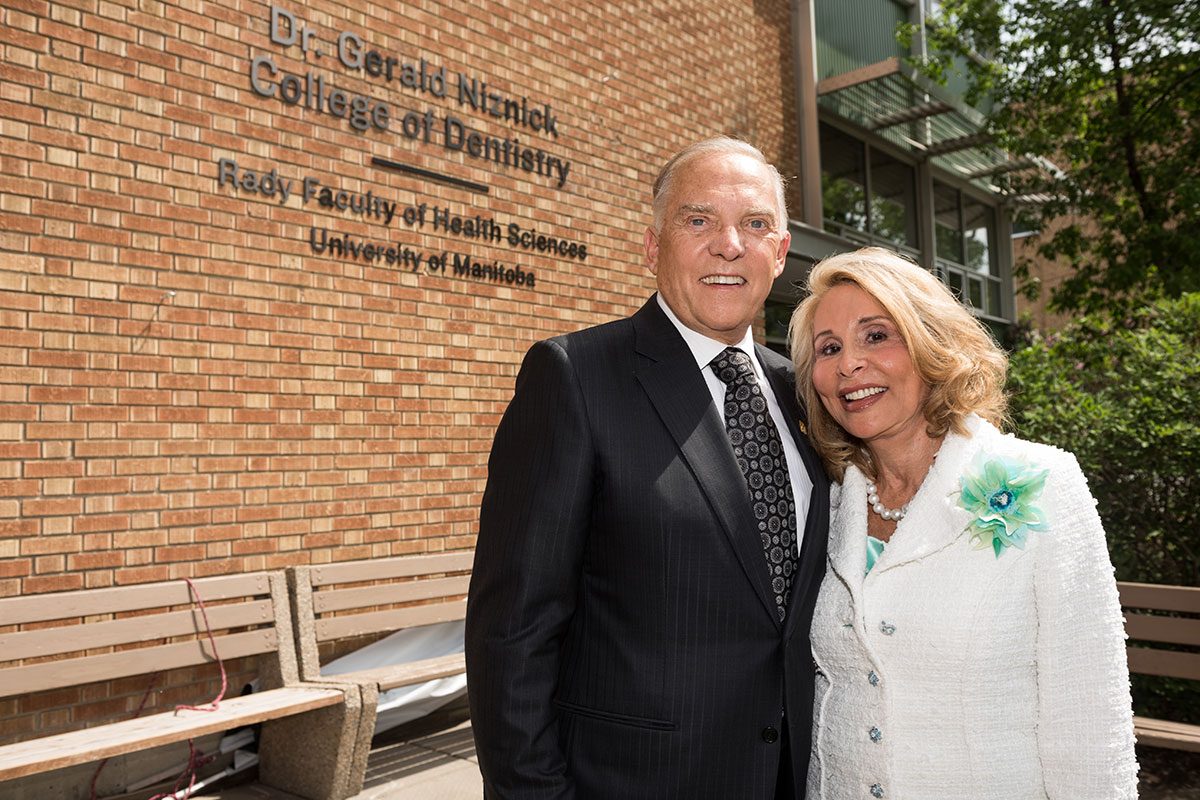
top-left (763, 297), bottom-right (798, 357)
top-left (947, 269), bottom-right (963, 300)
top-left (962, 198), bottom-right (997, 275)
top-left (870, 150), bottom-right (917, 247)
top-left (764, 298), bottom-right (794, 344)
top-left (820, 125), bottom-right (867, 235)
top-left (934, 181), bottom-right (963, 265)
top-left (934, 180), bottom-right (1005, 319)
top-left (934, 180), bottom-right (997, 276)
top-left (986, 281), bottom-right (1002, 317)
top-left (968, 276), bottom-right (984, 309)
top-left (820, 124), bottom-right (918, 250)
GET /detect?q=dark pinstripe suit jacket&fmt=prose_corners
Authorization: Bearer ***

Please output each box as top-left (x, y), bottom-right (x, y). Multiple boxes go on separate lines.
top-left (466, 297), bottom-right (830, 800)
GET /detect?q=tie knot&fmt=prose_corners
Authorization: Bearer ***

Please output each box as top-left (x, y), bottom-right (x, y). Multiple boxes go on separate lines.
top-left (710, 347), bottom-right (757, 387)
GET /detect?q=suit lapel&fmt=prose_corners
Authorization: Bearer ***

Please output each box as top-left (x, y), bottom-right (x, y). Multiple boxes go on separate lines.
top-left (632, 299), bottom-right (780, 627)
top-left (827, 466), bottom-right (868, 610)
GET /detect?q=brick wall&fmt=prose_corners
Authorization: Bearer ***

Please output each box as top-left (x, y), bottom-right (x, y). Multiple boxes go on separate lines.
top-left (1, 0), bottom-right (800, 755)
top-left (1, 0), bottom-right (799, 597)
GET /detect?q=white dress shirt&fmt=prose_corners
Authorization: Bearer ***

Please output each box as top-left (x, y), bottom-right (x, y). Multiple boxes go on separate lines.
top-left (657, 294), bottom-right (813, 554)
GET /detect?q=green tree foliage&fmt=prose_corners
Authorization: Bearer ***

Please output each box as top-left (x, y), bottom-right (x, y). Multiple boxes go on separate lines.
top-left (1007, 293), bottom-right (1200, 587)
top-left (904, 0), bottom-right (1200, 313)
top-left (1007, 293), bottom-right (1200, 721)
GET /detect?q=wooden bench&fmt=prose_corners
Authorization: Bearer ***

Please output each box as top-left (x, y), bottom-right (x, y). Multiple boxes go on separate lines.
top-left (1118, 581), bottom-right (1200, 753)
top-left (290, 550), bottom-right (473, 793)
top-left (0, 571), bottom-right (363, 800)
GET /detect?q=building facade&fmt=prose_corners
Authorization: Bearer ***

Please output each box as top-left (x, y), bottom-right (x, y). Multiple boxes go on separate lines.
top-left (0, 0), bottom-right (1015, 770)
top-left (770, 0), bottom-right (1017, 351)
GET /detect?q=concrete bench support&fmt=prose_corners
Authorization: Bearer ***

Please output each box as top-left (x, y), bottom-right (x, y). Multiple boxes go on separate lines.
top-left (290, 550), bottom-right (473, 794)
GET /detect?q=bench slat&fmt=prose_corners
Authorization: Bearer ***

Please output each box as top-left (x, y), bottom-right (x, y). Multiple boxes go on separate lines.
top-left (0, 600), bottom-right (274, 661)
top-left (314, 576), bottom-right (469, 614)
top-left (0, 685), bottom-right (344, 781)
top-left (0, 628), bottom-right (278, 698)
top-left (1127, 646), bottom-right (1200, 681)
top-left (1117, 582), bottom-right (1200, 614)
top-left (0, 573), bottom-right (270, 625)
top-left (326, 653), bottom-right (466, 692)
top-left (1134, 716), bottom-right (1200, 753)
top-left (1124, 612), bottom-right (1200, 648)
top-left (314, 600), bottom-right (466, 643)
top-left (308, 552), bottom-right (473, 587)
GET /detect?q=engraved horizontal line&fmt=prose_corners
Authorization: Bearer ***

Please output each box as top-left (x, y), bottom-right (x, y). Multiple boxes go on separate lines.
top-left (371, 157), bottom-right (489, 194)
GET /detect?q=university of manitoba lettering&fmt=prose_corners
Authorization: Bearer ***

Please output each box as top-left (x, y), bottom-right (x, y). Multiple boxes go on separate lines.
top-left (307, 231), bottom-right (537, 289)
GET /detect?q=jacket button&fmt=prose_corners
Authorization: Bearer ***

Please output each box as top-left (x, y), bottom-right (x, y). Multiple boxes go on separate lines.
top-left (761, 726), bottom-right (779, 744)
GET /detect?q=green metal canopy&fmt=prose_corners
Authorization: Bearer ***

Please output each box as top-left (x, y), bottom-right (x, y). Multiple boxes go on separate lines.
top-left (816, 57), bottom-right (1022, 192)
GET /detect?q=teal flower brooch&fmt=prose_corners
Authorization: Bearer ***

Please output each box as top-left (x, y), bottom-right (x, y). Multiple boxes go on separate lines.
top-left (957, 453), bottom-right (1050, 557)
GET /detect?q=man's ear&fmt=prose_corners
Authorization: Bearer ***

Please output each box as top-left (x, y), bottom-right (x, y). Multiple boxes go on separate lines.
top-left (644, 227), bottom-right (660, 276)
top-left (773, 230), bottom-right (791, 278)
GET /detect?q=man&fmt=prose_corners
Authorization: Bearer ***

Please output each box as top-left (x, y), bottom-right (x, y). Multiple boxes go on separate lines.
top-left (466, 137), bottom-right (830, 799)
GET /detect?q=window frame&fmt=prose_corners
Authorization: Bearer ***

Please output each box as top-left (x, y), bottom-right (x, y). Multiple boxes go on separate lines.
top-left (819, 120), bottom-right (921, 259)
top-left (931, 177), bottom-right (1004, 320)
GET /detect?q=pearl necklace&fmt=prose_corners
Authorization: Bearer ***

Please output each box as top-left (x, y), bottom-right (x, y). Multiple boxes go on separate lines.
top-left (866, 481), bottom-right (908, 522)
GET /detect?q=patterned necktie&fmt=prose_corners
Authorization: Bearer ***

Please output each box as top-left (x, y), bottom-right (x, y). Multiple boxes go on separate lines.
top-left (710, 347), bottom-right (798, 621)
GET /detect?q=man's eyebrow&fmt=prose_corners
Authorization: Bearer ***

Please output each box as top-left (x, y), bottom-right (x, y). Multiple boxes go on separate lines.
top-left (745, 206), bottom-right (777, 219)
top-left (676, 203), bottom-right (714, 215)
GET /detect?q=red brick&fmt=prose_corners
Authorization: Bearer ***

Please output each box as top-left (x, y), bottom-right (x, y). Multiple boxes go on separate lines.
top-left (23, 573), bottom-right (84, 594)
top-left (0, 559), bottom-right (31, 578)
top-left (0, 0), bottom-right (801, 605)
top-left (113, 566), bottom-right (170, 585)
top-left (22, 496), bottom-right (82, 516)
top-left (74, 477), bottom-right (131, 494)
top-left (0, 479), bottom-right (38, 497)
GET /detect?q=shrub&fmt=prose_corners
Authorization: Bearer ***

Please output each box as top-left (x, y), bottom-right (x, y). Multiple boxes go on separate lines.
top-left (1007, 293), bottom-right (1200, 722)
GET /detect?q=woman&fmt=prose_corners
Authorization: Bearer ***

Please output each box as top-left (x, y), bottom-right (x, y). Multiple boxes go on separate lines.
top-left (790, 247), bottom-right (1138, 799)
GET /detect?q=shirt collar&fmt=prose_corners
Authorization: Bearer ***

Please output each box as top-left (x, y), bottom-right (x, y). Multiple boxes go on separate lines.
top-left (656, 293), bottom-right (758, 373)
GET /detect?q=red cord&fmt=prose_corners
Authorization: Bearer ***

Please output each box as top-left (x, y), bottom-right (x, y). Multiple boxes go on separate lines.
top-left (145, 577), bottom-right (228, 799)
top-left (90, 577), bottom-right (232, 800)
top-left (147, 739), bottom-right (214, 800)
top-left (173, 577), bottom-right (228, 713)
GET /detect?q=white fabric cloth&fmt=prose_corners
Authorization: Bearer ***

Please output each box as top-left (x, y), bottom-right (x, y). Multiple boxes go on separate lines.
top-left (807, 415), bottom-right (1138, 799)
top-left (655, 293), bottom-right (812, 547)
top-left (322, 620), bottom-right (466, 735)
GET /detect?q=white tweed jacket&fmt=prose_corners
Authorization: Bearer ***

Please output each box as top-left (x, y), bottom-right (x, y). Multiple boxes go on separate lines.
top-left (807, 415), bottom-right (1138, 800)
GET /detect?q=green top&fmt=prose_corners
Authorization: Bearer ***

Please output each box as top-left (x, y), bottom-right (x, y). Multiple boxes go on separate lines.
top-left (865, 535), bottom-right (886, 575)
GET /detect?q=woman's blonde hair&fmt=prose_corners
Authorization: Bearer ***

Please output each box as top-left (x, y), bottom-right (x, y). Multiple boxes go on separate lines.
top-left (788, 247), bottom-right (1008, 481)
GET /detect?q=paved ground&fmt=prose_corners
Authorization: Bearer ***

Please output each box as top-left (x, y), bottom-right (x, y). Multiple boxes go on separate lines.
top-left (198, 714), bottom-right (1200, 799)
top-left (348, 717), bottom-right (480, 800)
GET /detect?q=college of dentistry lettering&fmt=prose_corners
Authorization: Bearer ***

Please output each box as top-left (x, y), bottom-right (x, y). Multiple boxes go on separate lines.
top-left (253, 5), bottom-right (572, 188)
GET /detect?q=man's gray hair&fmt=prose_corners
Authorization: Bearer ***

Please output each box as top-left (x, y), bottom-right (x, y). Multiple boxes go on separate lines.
top-left (651, 136), bottom-right (788, 232)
